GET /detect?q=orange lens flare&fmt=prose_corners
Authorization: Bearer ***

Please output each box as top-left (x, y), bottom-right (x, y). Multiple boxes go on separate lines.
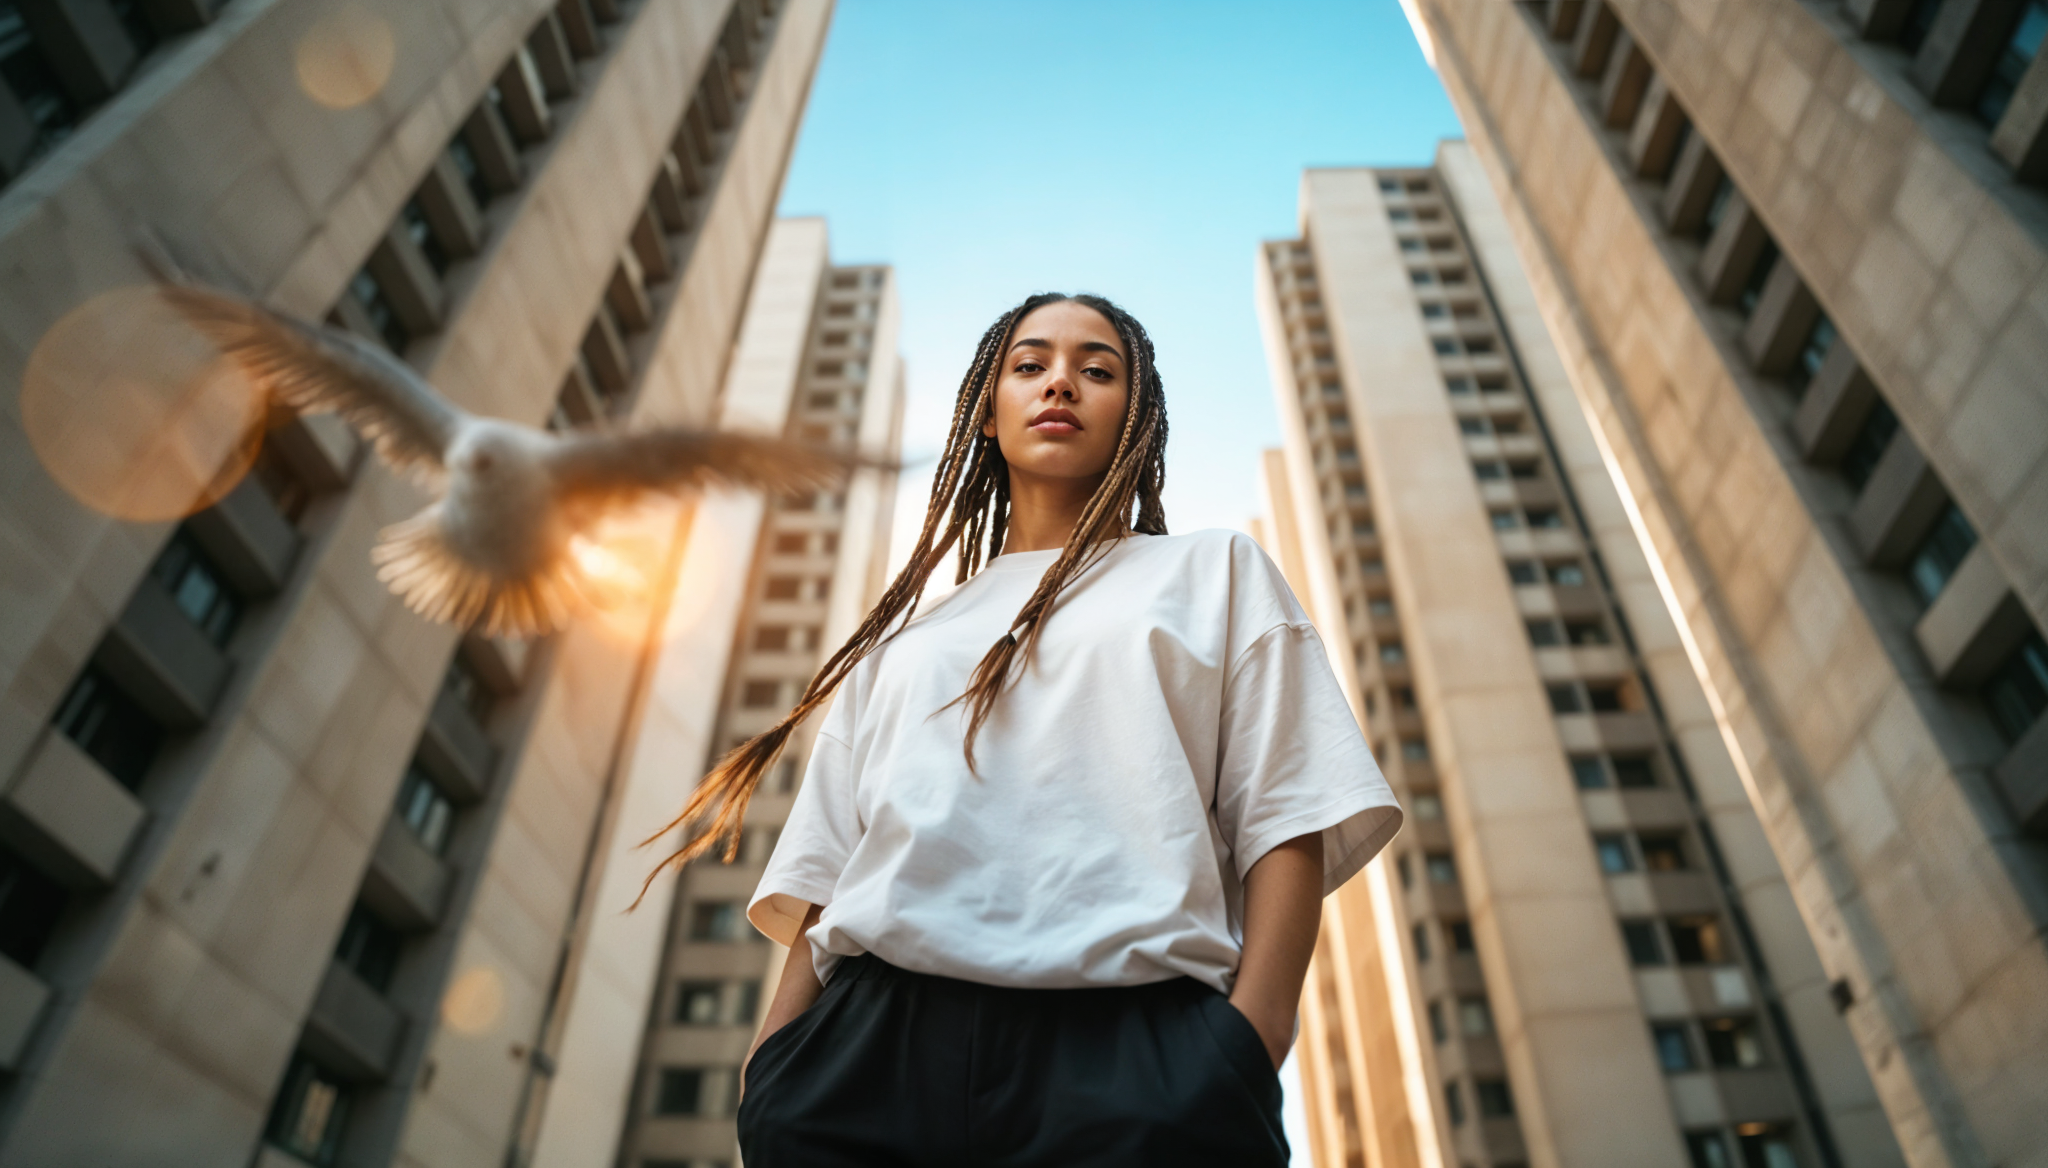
top-left (295, 5), bottom-right (396, 110)
top-left (21, 286), bottom-right (264, 523)
top-left (571, 501), bottom-right (688, 646)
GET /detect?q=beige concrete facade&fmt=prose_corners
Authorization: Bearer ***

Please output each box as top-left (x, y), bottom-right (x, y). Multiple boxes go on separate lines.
top-left (1405, 2), bottom-right (2048, 1166)
top-left (0, 1), bottom-right (831, 1165)
top-left (1257, 154), bottom-right (1896, 1168)
top-left (611, 234), bottom-right (902, 1168)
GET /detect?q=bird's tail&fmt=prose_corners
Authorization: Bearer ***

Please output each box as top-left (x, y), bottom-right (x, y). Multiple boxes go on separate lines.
top-left (372, 508), bottom-right (584, 638)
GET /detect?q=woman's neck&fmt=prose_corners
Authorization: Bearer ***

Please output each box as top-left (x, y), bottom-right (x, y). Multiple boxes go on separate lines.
top-left (998, 469), bottom-right (1106, 554)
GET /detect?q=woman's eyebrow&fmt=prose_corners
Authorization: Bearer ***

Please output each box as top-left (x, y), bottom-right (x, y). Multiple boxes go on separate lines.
top-left (1005, 337), bottom-right (1123, 359)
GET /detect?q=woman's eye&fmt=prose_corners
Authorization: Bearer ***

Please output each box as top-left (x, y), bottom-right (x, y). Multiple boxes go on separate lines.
top-left (1015, 361), bottom-right (1043, 374)
top-left (1084, 367), bottom-right (1112, 380)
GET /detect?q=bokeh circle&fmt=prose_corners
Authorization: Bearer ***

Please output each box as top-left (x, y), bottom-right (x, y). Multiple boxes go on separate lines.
top-left (295, 5), bottom-right (396, 110)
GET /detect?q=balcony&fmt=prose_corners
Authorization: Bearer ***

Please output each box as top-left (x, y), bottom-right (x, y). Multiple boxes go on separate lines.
top-left (359, 818), bottom-right (449, 932)
top-left (416, 686), bottom-right (497, 805)
top-left (0, 954), bottom-right (50, 1070)
top-left (0, 733), bottom-right (148, 889)
top-left (186, 476), bottom-right (301, 598)
top-left (96, 579), bottom-right (231, 730)
top-left (300, 961), bottom-right (407, 1082)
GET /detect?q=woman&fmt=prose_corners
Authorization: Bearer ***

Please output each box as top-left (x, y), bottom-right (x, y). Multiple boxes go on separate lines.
top-left (649, 292), bottom-right (1400, 1165)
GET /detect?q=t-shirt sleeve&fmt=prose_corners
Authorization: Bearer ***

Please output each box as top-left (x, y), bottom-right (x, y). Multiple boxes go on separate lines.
top-left (747, 706), bottom-right (862, 946)
top-left (1215, 621), bottom-right (1402, 896)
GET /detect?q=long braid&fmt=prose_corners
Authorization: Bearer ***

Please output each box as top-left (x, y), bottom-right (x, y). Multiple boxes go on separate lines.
top-left (637, 293), bottom-right (1169, 903)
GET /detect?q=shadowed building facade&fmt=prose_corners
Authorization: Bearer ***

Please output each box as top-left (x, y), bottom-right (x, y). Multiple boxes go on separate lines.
top-left (1255, 152), bottom-right (1900, 1168)
top-left (0, 2), bottom-right (834, 1165)
top-left (1400, 2), bottom-right (2048, 1166)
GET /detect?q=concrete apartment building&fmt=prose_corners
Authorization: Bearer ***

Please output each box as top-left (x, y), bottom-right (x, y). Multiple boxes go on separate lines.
top-left (1255, 154), bottom-right (1900, 1168)
top-left (1396, 2), bottom-right (2048, 1166)
top-left (0, 1), bottom-right (837, 1165)
top-left (606, 228), bottom-right (901, 1168)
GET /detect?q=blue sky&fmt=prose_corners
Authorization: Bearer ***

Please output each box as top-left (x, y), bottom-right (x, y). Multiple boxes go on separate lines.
top-left (774, 3), bottom-right (1460, 1150)
top-left (777, 0), bottom-right (1462, 559)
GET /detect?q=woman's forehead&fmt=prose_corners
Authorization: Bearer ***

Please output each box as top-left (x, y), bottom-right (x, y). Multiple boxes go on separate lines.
top-left (1012, 301), bottom-right (1122, 353)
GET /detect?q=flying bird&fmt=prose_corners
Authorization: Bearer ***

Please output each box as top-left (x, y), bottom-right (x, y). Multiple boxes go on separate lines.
top-left (156, 280), bottom-right (882, 638)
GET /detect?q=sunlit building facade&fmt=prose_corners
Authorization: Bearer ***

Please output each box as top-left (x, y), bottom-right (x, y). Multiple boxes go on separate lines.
top-left (0, 1), bottom-right (832, 1165)
top-left (1403, 2), bottom-right (2048, 1166)
top-left (1256, 151), bottom-right (1898, 1168)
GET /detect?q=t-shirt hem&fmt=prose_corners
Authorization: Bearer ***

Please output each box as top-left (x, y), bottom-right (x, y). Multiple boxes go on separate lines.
top-left (1234, 796), bottom-right (1404, 896)
top-left (747, 878), bottom-right (837, 947)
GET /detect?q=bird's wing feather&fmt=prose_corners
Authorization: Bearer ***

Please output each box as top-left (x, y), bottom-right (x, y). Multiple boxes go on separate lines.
top-left (545, 427), bottom-right (889, 508)
top-left (156, 282), bottom-right (466, 481)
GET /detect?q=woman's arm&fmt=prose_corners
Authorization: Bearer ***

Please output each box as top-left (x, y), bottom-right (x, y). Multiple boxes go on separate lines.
top-left (1229, 832), bottom-right (1324, 1069)
top-left (744, 903), bottom-right (826, 1078)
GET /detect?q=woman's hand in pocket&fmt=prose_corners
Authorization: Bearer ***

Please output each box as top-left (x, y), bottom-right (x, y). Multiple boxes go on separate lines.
top-left (741, 903), bottom-right (825, 1100)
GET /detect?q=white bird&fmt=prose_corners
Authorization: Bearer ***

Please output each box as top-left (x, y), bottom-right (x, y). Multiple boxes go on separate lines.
top-left (156, 280), bottom-right (881, 638)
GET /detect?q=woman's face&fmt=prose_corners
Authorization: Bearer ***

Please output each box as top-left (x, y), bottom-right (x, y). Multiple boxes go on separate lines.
top-left (983, 300), bottom-right (1130, 484)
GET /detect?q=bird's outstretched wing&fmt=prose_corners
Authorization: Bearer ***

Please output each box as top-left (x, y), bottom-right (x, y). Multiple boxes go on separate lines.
top-left (545, 427), bottom-right (892, 510)
top-left (155, 282), bottom-right (465, 483)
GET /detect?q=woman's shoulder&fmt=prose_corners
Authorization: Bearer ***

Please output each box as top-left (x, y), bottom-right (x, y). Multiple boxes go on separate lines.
top-left (1124, 527), bottom-right (1276, 573)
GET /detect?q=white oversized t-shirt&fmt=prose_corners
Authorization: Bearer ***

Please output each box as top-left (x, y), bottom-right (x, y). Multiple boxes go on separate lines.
top-left (747, 528), bottom-right (1401, 995)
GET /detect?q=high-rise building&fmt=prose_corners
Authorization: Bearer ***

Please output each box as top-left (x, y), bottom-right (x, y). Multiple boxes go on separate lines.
top-left (1255, 151), bottom-right (1899, 1168)
top-left (1396, 2), bottom-right (2048, 1166)
top-left (605, 220), bottom-right (902, 1168)
top-left (0, 2), bottom-right (833, 1165)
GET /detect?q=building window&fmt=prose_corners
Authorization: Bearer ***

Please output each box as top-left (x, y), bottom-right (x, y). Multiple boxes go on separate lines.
top-left (763, 576), bottom-right (801, 600)
top-left (1389, 207), bottom-right (1413, 221)
top-left (1401, 739), bottom-right (1430, 762)
top-left (1445, 375), bottom-right (1474, 394)
top-left (1428, 999), bottom-right (1448, 1042)
top-left (0, 845), bottom-right (66, 969)
top-left (1525, 508), bottom-right (1565, 530)
top-left (1475, 1078), bottom-right (1515, 1118)
top-left (1448, 920), bottom-right (1475, 953)
top-left (687, 901), bottom-right (750, 942)
top-left (1411, 270), bottom-right (1434, 286)
top-left (1686, 1130), bottom-right (1735, 1168)
top-left (736, 979), bottom-right (762, 1024)
top-left (1411, 921), bottom-right (1432, 962)
top-left (150, 530), bottom-right (243, 647)
top-left (1838, 398), bottom-right (1899, 493)
top-left (1669, 916), bottom-right (1729, 965)
top-left (1622, 920), bottom-right (1666, 966)
top-left (1975, 2), bottom-right (2047, 126)
top-left (1703, 1017), bottom-right (1765, 1069)
top-left (349, 269), bottom-right (409, 352)
top-left (1421, 302), bottom-right (1446, 319)
top-left (1788, 314), bottom-right (1836, 397)
top-left (1899, 0), bottom-right (1945, 50)
top-left (1547, 560), bottom-right (1587, 586)
top-left (1397, 853), bottom-right (1413, 889)
top-left (1379, 642), bottom-right (1406, 665)
top-left (400, 199), bottom-right (449, 275)
top-left (1699, 176), bottom-right (1736, 241)
top-left (1507, 460), bottom-right (1540, 480)
top-left (1425, 853), bottom-right (1458, 884)
top-left (740, 680), bottom-right (780, 708)
top-left (266, 1053), bottom-right (351, 1166)
top-left (443, 653), bottom-right (496, 723)
top-left (1444, 1081), bottom-right (1465, 1127)
top-left (1587, 683), bottom-right (1625, 712)
top-left (333, 904), bottom-right (402, 994)
top-left (1460, 417), bottom-right (1489, 436)
top-left (1402, 237), bottom-right (1425, 253)
top-left (1506, 559), bottom-right (1540, 584)
top-left (1458, 997), bottom-right (1494, 1036)
top-left (674, 981), bottom-right (722, 1025)
top-left (1369, 597), bottom-right (1395, 617)
top-left (1570, 756), bottom-right (1608, 788)
top-left (1527, 619), bottom-right (1564, 646)
top-left (1735, 1122), bottom-right (1801, 1168)
top-left (1907, 503), bottom-right (1978, 606)
top-left (1565, 620), bottom-right (1610, 645)
top-left (395, 764), bottom-right (454, 855)
top-left (51, 665), bottom-right (164, 790)
top-left (1491, 510), bottom-right (1521, 531)
top-left (657, 1066), bottom-right (739, 1117)
top-left (1594, 834), bottom-right (1635, 874)
top-left (1413, 793), bottom-right (1443, 820)
top-left (1547, 684), bottom-right (1585, 714)
top-left (1653, 1023), bottom-right (1696, 1072)
top-left (1464, 336), bottom-right (1495, 354)
top-left (1640, 833), bottom-right (1688, 871)
top-left (1736, 239), bottom-right (1780, 317)
top-left (1379, 177), bottom-right (1401, 193)
top-left (1613, 754), bottom-right (1658, 787)
top-left (753, 626), bottom-right (790, 651)
top-left (1473, 460), bottom-right (1505, 480)
top-left (1983, 632), bottom-right (2048, 743)
top-left (447, 136), bottom-right (491, 206)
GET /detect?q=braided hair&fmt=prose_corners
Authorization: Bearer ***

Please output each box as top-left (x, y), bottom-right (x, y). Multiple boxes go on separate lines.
top-left (637, 293), bottom-right (1169, 901)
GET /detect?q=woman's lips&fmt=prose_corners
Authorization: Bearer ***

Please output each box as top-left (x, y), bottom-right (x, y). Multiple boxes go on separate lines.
top-left (1030, 420), bottom-right (1080, 435)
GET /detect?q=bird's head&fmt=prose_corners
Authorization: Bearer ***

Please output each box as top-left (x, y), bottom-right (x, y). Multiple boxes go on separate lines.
top-left (448, 420), bottom-right (538, 484)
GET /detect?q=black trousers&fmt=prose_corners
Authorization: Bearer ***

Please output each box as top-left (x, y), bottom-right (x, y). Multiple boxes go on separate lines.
top-left (738, 953), bottom-right (1289, 1167)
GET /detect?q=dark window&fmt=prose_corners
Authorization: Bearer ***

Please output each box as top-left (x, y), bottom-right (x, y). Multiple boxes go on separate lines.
top-left (1838, 398), bottom-right (1899, 493)
top-left (655, 1068), bottom-right (704, 1115)
top-left (1410, 270), bottom-right (1434, 286)
top-left (1460, 417), bottom-right (1489, 436)
top-left (1686, 1130), bottom-right (1735, 1168)
top-left (753, 626), bottom-right (790, 652)
top-left (349, 270), bottom-right (409, 352)
top-left (772, 533), bottom-right (807, 554)
top-left (395, 764), bottom-right (454, 854)
top-left (150, 529), bottom-right (242, 647)
top-left (1789, 313), bottom-right (1837, 398)
top-left (1425, 853), bottom-right (1458, 885)
top-left (1699, 175), bottom-right (1735, 240)
top-left (1473, 460), bottom-right (1505, 480)
top-left (442, 653), bottom-right (495, 722)
top-left (1613, 755), bottom-right (1659, 788)
top-left (1380, 642), bottom-right (1406, 665)
top-left (1421, 302), bottom-right (1447, 319)
top-left (1899, 0), bottom-right (1944, 51)
top-left (1397, 853), bottom-right (1413, 890)
top-left (735, 979), bottom-right (762, 1024)
top-left (1640, 834), bottom-right (1688, 871)
top-left (1448, 920), bottom-right (1476, 953)
top-left (763, 576), bottom-right (801, 600)
top-left (740, 680), bottom-right (779, 708)
top-left (1622, 920), bottom-right (1666, 966)
top-left (1526, 508), bottom-right (1566, 529)
top-left (1507, 460), bottom-right (1540, 479)
top-left (1433, 337), bottom-right (1457, 355)
top-left (807, 390), bottom-right (839, 410)
top-left (674, 981), bottom-right (721, 1025)
top-left (1735, 1123), bottom-right (1800, 1168)
top-left (1389, 208), bottom-right (1414, 221)
top-left (1570, 756), bottom-right (1609, 789)
top-left (1441, 269), bottom-right (1467, 285)
top-left (1982, 632), bottom-right (2048, 744)
top-left (1703, 1017), bottom-right (1765, 1069)
top-left (1547, 684), bottom-right (1585, 714)
top-left (1464, 336), bottom-right (1495, 354)
top-left (1527, 619), bottom-right (1564, 647)
top-left (1491, 510), bottom-right (1520, 531)
top-left (1669, 916), bottom-right (1728, 965)
top-left (1428, 999), bottom-right (1448, 1042)
top-left (1458, 997), bottom-right (1494, 1036)
top-left (1491, 413), bottom-right (1523, 434)
top-left (1594, 834), bottom-right (1635, 874)
top-left (1475, 1078), bottom-right (1515, 1118)
top-left (1907, 503), bottom-right (1978, 606)
top-left (0, 845), bottom-right (66, 969)
top-left (688, 901), bottom-right (748, 942)
top-left (1444, 1081), bottom-right (1465, 1127)
top-left (1412, 921), bottom-right (1432, 962)
top-left (333, 904), bottom-right (402, 994)
top-left (1445, 376), bottom-right (1474, 395)
top-left (1379, 177), bottom-right (1401, 193)
top-left (1653, 1023), bottom-right (1696, 1072)
top-left (1407, 180), bottom-right (1431, 194)
top-left (1566, 620), bottom-right (1610, 646)
top-left (1587, 684), bottom-right (1625, 712)
top-left (1975, 1), bottom-right (2046, 126)
top-left (249, 443), bottom-right (313, 523)
top-left (1404, 238), bottom-right (1427, 254)
top-left (52, 665), bottom-right (164, 790)
top-left (266, 1053), bottom-right (351, 1166)
top-left (1549, 561), bottom-right (1587, 587)
top-left (446, 136), bottom-right (491, 206)
top-left (1737, 239), bottom-right (1781, 318)
top-left (1506, 559), bottom-right (1540, 585)
top-left (400, 199), bottom-right (449, 275)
